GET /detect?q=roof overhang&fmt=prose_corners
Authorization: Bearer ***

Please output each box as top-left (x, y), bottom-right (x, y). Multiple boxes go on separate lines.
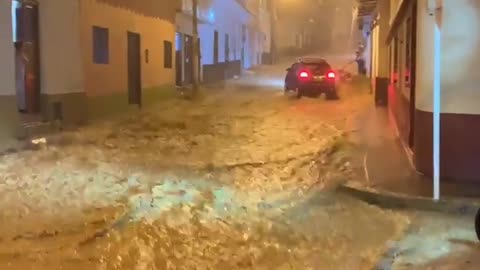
top-left (356, 0), bottom-right (377, 18)
top-left (386, 0), bottom-right (415, 44)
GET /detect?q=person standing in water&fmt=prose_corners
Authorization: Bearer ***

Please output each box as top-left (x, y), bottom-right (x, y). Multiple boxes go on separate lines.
top-left (351, 50), bottom-right (366, 76)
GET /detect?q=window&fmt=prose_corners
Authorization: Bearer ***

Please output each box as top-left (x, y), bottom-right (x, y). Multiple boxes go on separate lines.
top-left (164, 40), bottom-right (173, 68)
top-left (92, 26), bottom-right (109, 64)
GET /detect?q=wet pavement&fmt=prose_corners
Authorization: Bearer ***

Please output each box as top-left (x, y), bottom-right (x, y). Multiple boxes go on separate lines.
top-left (352, 105), bottom-right (480, 199)
top-left (0, 56), bottom-right (476, 269)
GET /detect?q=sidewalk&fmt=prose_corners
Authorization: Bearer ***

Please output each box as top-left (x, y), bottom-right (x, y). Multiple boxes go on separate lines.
top-left (342, 105), bottom-right (480, 212)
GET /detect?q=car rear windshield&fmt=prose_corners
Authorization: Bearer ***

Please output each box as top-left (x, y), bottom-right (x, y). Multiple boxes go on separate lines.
top-left (302, 63), bottom-right (331, 74)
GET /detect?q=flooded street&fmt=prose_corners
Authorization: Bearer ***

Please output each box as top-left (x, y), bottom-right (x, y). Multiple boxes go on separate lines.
top-left (1, 0), bottom-right (478, 267)
top-left (0, 59), bottom-right (462, 269)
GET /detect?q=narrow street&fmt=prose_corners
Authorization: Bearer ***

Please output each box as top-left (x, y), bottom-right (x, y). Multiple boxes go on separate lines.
top-left (2, 0), bottom-right (479, 268)
top-left (0, 57), bottom-right (475, 269)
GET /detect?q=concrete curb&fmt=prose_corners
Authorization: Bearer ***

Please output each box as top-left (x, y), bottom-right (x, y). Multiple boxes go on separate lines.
top-left (337, 184), bottom-right (480, 215)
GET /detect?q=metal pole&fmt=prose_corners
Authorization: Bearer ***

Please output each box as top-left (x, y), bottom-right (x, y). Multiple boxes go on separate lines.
top-left (433, 21), bottom-right (441, 201)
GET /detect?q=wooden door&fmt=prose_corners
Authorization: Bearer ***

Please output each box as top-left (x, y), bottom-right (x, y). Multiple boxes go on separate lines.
top-left (127, 32), bottom-right (141, 106)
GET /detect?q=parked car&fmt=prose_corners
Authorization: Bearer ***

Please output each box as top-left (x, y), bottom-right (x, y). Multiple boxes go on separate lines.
top-left (284, 58), bottom-right (338, 99)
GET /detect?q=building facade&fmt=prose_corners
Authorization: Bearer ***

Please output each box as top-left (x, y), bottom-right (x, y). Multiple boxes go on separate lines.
top-left (0, 0), bottom-right (179, 142)
top-left (365, 0), bottom-right (480, 182)
top-left (175, 0), bottom-right (271, 85)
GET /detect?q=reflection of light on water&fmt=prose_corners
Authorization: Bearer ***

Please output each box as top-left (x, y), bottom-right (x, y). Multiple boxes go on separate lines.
top-left (258, 79), bottom-right (285, 89)
top-left (128, 179), bottom-right (261, 222)
top-left (394, 227), bottom-right (476, 265)
top-left (230, 77), bottom-right (285, 90)
top-left (31, 137), bottom-right (47, 145)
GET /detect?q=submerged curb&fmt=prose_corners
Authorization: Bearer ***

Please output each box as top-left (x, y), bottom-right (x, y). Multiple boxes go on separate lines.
top-left (337, 184), bottom-right (480, 216)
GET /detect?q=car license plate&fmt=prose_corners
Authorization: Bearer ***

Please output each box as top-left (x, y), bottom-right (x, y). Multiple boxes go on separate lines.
top-left (313, 76), bottom-right (325, 81)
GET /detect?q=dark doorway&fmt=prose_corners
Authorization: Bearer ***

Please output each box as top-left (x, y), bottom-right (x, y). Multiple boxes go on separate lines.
top-left (225, 34), bottom-right (230, 62)
top-left (241, 47), bottom-right (245, 68)
top-left (14, 1), bottom-right (40, 114)
top-left (213, 30), bottom-right (219, 64)
top-left (184, 34), bottom-right (193, 84)
top-left (175, 32), bottom-right (183, 86)
top-left (408, 2), bottom-right (418, 149)
top-left (197, 37), bottom-right (201, 81)
top-left (127, 32), bottom-right (141, 106)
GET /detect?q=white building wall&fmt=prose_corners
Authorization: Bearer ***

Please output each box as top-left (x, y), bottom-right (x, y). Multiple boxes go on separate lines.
top-left (415, 0), bottom-right (480, 114)
top-left (231, 25), bottom-right (241, 60)
top-left (198, 24), bottom-right (215, 65)
top-left (196, 0), bottom-right (250, 66)
top-left (0, 0), bottom-right (16, 96)
top-left (246, 27), bottom-right (257, 68)
top-left (438, 0), bottom-right (480, 114)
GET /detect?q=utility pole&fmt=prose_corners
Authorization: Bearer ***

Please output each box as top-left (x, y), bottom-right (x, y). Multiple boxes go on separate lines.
top-left (432, 0), bottom-right (443, 201)
top-left (192, 0), bottom-right (200, 96)
top-left (270, 0), bottom-right (277, 64)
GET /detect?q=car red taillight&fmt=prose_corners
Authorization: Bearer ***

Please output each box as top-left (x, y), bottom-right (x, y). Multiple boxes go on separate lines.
top-left (299, 71), bottom-right (309, 78)
top-left (327, 71), bottom-right (335, 79)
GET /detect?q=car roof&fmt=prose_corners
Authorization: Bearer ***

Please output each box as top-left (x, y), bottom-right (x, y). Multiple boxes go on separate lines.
top-left (297, 57), bottom-right (329, 65)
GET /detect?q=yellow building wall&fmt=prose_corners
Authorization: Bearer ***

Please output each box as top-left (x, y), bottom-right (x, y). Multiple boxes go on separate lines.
top-left (79, 0), bottom-right (176, 98)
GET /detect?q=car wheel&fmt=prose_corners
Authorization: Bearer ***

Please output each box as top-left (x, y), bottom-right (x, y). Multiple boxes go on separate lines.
top-left (326, 89), bottom-right (339, 100)
top-left (296, 88), bottom-right (302, 99)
